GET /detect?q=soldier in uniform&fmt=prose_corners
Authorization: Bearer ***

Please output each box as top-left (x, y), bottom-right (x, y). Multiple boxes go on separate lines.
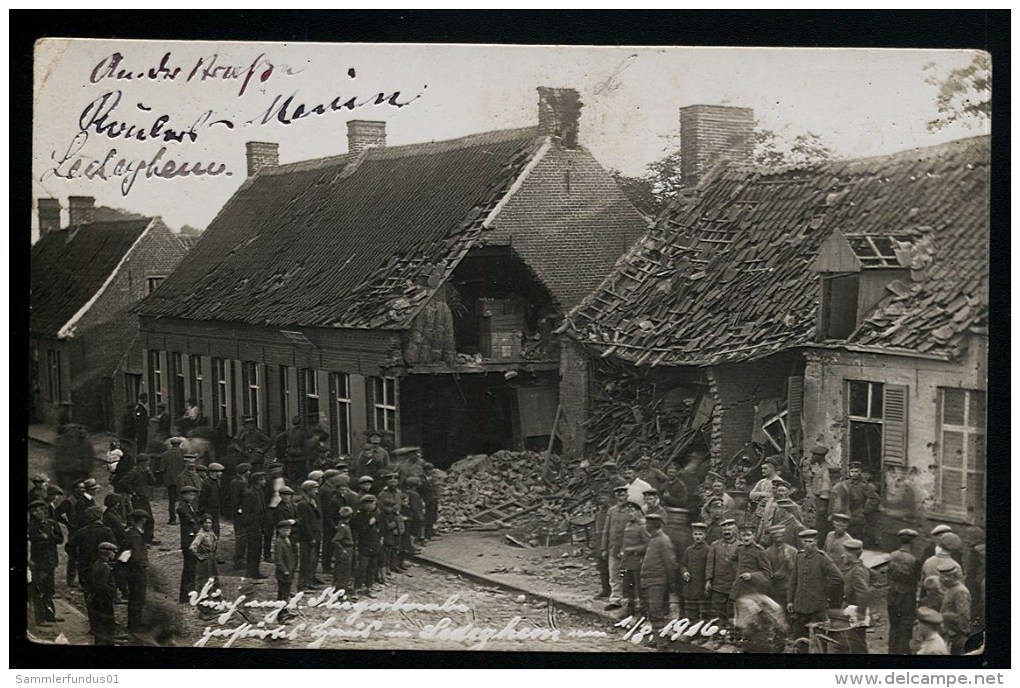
top-left (90, 542), bottom-right (119, 645)
top-left (296, 480), bottom-right (324, 589)
top-left (681, 522), bottom-right (711, 619)
top-left (161, 437), bottom-right (187, 524)
top-left (28, 499), bottom-right (64, 625)
top-left (824, 513), bottom-right (854, 565)
top-left (176, 485), bottom-right (201, 603)
top-left (29, 474), bottom-right (49, 504)
top-left (353, 431), bottom-right (390, 490)
top-left (887, 528), bottom-right (922, 654)
top-left (764, 523), bottom-right (798, 609)
top-left (801, 446), bottom-right (833, 541)
top-left (640, 512), bottom-right (678, 650)
top-left (922, 533), bottom-right (964, 580)
top-left (177, 454), bottom-right (202, 493)
top-left (840, 538), bottom-right (871, 654)
top-left (233, 417), bottom-right (271, 471)
top-left (787, 529), bottom-right (845, 646)
top-left (240, 472), bottom-right (269, 578)
top-left (830, 462), bottom-right (880, 541)
top-left (910, 607), bottom-right (950, 655)
top-left (199, 463), bottom-right (225, 537)
top-left (284, 416), bottom-right (309, 485)
top-left (274, 519), bottom-right (298, 618)
top-left (731, 524), bottom-right (773, 601)
top-left (420, 463), bottom-right (439, 540)
top-left (124, 509), bottom-right (150, 633)
top-left (705, 518), bottom-right (740, 627)
top-left (699, 473), bottom-right (736, 524)
top-left (121, 454), bottom-right (158, 545)
top-left (229, 462), bottom-right (252, 569)
top-left (938, 560), bottom-right (972, 655)
top-left (601, 485), bottom-right (631, 611)
top-left (660, 463), bottom-right (689, 510)
top-left (757, 478), bottom-right (805, 544)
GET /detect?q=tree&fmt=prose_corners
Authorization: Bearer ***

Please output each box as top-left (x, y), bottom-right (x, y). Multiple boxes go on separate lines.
top-left (753, 129), bottom-right (834, 168)
top-left (925, 53), bottom-right (991, 132)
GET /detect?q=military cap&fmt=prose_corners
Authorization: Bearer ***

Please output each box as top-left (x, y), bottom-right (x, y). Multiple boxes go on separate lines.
top-left (169, 437), bottom-right (185, 445)
top-left (930, 524), bottom-right (953, 536)
top-left (47, 485), bottom-right (64, 496)
top-left (738, 522), bottom-right (756, 533)
top-left (810, 445), bottom-right (829, 456)
top-left (691, 522), bottom-right (708, 530)
top-left (642, 487), bottom-right (659, 495)
top-left (706, 496), bottom-right (725, 507)
top-left (277, 519), bottom-right (296, 529)
top-left (359, 494), bottom-right (377, 503)
top-left (243, 416), bottom-right (256, 423)
top-left (771, 477), bottom-right (792, 489)
top-left (250, 471), bottom-right (267, 481)
top-left (842, 539), bottom-right (864, 551)
top-left (180, 485), bottom-right (199, 494)
top-left (763, 456), bottom-right (782, 468)
top-left (916, 607), bottom-right (943, 625)
top-left (338, 506), bottom-right (354, 519)
top-left (323, 469), bottom-right (341, 479)
top-left (358, 475), bottom-right (375, 484)
top-left (98, 542), bottom-right (119, 553)
top-left (208, 462), bottom-right (225, 472)
top-left (612, 484), bottom-right (628, 493)
top-left (720, 518), bottom-right (737, 527)
top-left (936, 559), bottom-right (961, 573)
top-left (798, 529), bottom-right (819, 539)
top-left (83, 478), bottom-right (99, 489)
top-left (768, 524), bottom-right (788, 535)
top-left (334, 458), bottom-right (350, 468)
top-left (308, 470), bottom-right (325, 482)
top-left (847, 461), bottom-right (863, 469)
top-left (392, 446), bottom-right (422, 457)
top-left (897, 528), bottom-right (919, 539)
top-left (30, 473), bottom-right (49, 483)
top-left (940, 533), bottom-right (963, 551)
top-left (183, 453), bottom-right (198, 461)
top-left (236, 462), bottom-right (252, 473)
top-left (644, 513), bottom-right (664, 523)
top-left (832, 512), bottom-right (852, 522)
top-left (278, 485), bottom-right (295, 495)
top-left (196, 464), bottom-right (209, 472)
top-left (301, 480), bottom-right (320, 491)
top-left (28, 499), bottom-right (48, 510)
top-left (128, 509), bottom-right (150, 520)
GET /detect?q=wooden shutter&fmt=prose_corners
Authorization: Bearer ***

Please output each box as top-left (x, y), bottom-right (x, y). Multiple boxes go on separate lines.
top-left (297, 368), bottom-right (308, 428)
top-left (786, 376), bottom-right (804, 459)
top-left (882, 384), bottom-right (908, 465)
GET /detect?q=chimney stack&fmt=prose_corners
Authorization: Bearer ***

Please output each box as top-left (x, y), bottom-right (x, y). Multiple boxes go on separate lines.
top-left (246, 141), bottom-right (279, 177)
top-left (347, 121), bottom-right (387, 156)
top-left (68, 196), bottom-right (95, 228)
top-left (37, 198), bottom-right (62, 235)
top-left (679, 105), bottom-right (755, 188)
top-left (537, 87), bottom-right (583, 149)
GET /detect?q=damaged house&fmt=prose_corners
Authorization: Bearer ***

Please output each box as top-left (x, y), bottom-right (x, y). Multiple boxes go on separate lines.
top-left (30, 197), bottom-right (191, 430)
top-left (559, 128), bottom-right (988, 528)
top-left (134, 88), bottom-right (647, 466)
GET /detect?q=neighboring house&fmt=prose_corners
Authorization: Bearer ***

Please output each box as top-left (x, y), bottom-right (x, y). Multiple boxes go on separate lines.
top-left (30, 196), bottom-right (191, 431)
top-left (560, 131), bottom-right (988, 527)
top-left (134, 88), bottom-right (647, 464)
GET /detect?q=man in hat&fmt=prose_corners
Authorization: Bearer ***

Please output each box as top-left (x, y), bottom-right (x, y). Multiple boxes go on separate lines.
top-left (764, 523), bottom-right (798, 608)
top-left (332, 506), bottom-right (356, 596)
top-left (681, 522), bottom-right (711, 619)
top-left (90, 542), bottom-right (119, 645)
top-left (640, 512), bottom-right (678, 648)
top-left (229, 462), bottom-right (252, 569)
top-left (938, 560), bottom-right (972, 655)
top-left (66, 505), bottom-right (116, 632)
top-left (661, 462), bottom-right (689, 510)
top-left (28, 499), bottom-right (64, 625)
top-left (620, 466), bottom-right (652, 511)
top-left (101, 494), bottom-right (130, 600)
top-left (162, 437), bottom-right (187, 524)
top-left (757, 478), bottom-right (804, 543)
top-left (830, 462), bottom-right (879, 541)
top-left (29, 474), bottom-right (50, 504)
top-left (705, 518), bottom-right (740, 626)
top-left (352, 493), bottom-right (383, 598)
top-left (353, 431), bottom-right (390, 489)
top-left (177, 454), bottom-right (202, 492)
top-left (703, 497), bottom-right (729, 544)
top-left (601, 484), bottom-right (631, 610)
top-left (297, 480), bottom-right (324, 589)
top-left (839, 538), bottom-right (871, 653)
top-left (200, 463), bottom-right (224, 537)
top-left (911, 607), bottom-right (950, 655)
top-left (125, 509), bottom-right (150, 632)
top-left (888, 528), bottom-right (922, 654)
top-left (133, 393), bottom-right (150, 452)
top-left (274, 519), bottom-right (298, 616)
top-left (234, 416), bottom-right (271, 471)
top-left (56, 480), bottom-right (86, 586)
top-left (922, 533), bottom-right (964, 580)
top-left (239, 472), bottom-right (269, 579)
top-left (284, 415), bottom-right (310, 485)
top-left (749, 457), bottom-right (781, 529)
top-left (355, 475), bottom-right (376, 505)
top-left (922, 524), bottom-right (954, 561)
top-left (824, 512), bottom-right (855, 567)
top-left (394, 446), bottom-right (426, 486)
top-left (699, 473), bottom-right (736, 524)
top-left (642, 487), bottom-right (665, 519)
top-left (176, 484), bottom-right (201, 603)
top-left (788, 529), bottom-right (845, 646)
top-left (378, 473), bottom-right (404, 576)
top-left (121, 454), bottom-right (159, 545)
top-left (731, 524), bottom-right (773, 601)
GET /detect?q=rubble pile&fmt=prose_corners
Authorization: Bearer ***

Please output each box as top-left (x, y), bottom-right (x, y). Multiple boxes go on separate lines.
top-left (436, 450), bottom-right (597, 546)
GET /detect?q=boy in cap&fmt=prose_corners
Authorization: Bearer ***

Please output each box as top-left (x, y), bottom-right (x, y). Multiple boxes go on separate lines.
top-left (332, 507), bottom-right (356, 596)
top-left (938, 560), bottom-right (972, 654)
top-left (352, 494), bottom-right (383, 598)
top-left (602, 484), bottom-right (630, 610)
top-left (274, 519), bottom-right (298, 618)
top-left (839, 538), bottom-right (870, 653)
top-left (640, 512), bottom-right (678, 649)
top-left (100, 494), bottom-right (130, 600)
top-left (681, 523), bottom-right (711, 619)
top-left (177, 454), bottom-right (202, 493)
top-left (28, 499), bottom-right (64, 625)
top-left (66, 506), bottom-right (116, 632)
top-left (620, 501), bottom-right (650, 617)
top-left (702, 497), bottom-right (728, 544)
top-left (887, 528), bottom-right (922, 654)
top-left (911, 607), bottom-right (949, 655)
top-left (379, 483), bottom-right (403, 577)
top-left (788, 529), bottom-right (845, 647)
top-left (705, 519), bottom-right (740, 626)
top-left (176, 485), bottom-right (201, 603)
top-left (296, 480), bottom-right (324, 589)
top-left (90, 542), bottom-right (119, 645)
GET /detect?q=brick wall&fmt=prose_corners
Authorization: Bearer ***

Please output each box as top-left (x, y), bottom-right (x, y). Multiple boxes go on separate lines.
top-left (679, 105), bottom-right (755, 188)
top-left (246, 141), bottom-right (280, 176)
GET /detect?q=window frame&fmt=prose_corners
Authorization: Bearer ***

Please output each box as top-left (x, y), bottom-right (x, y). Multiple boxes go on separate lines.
top-left (146, 275), bottom-right (166, 294)
top-left (212, 357), bottom-right (228, 427)
top-left (373, 376), bottom-right (397, 433)
top-left (846, 379), bottom-right (884, 476)
top-left (935, 387), bottom-right (986, 521)
top-left (329, 372), bottom-right (352, 457)
top-left (149, 350), bottom-right (164, 406)
top-left (47, 349), bottom-right (62, 402)
top-left (242, 361), bottom-right (262, 428)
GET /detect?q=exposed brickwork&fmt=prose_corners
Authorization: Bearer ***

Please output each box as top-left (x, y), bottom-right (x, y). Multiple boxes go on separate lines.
top-left (68, 196), bottom-right (96, 227)
top-left (245, 141), bottom-right (279, 177)
top-left (37, 198), bottom-right (61, 236)
top-left (679, 104), bottom-right (754, 188)
top-left (347, 120), bottom-right (387, 155)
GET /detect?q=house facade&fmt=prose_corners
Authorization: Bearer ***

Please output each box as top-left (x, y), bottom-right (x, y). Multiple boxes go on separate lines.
top-left (560, 130), bottom-right (989, 530)
top-left (30, 196), bottom-right (190, 430)
top-left (134, 88), bottom-right (648, 466)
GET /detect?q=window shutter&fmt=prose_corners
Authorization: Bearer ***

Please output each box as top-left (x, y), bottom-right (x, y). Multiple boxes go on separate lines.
top-left (241, 364), bottom-right (251, 416)
top-left (882, 384), bottom-right (908, 465)
top-left (786, 376), bottom-right (804, 459)
top-left (297, 368), bottom-right (307, 427)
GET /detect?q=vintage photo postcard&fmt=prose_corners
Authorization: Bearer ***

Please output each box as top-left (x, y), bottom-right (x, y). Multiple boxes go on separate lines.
top-left (27, 39), bottom-right (990, 657)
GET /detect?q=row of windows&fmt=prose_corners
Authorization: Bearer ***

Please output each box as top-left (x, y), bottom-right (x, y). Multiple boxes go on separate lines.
top-left (145, 351), bottom-right (396, 459)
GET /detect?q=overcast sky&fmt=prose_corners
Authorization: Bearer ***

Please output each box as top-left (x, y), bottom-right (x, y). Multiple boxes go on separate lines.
top-left (33, 40), bottom-right (986, 233)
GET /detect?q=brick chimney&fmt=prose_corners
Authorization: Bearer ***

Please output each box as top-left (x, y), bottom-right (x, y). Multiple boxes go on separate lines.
top-left (68, 196), bottom-right (95, 228)
top-left (246, 141), bottom-right (279, 177)
top-left (537, 87), bottom-right (583, 149)
top-left (679, 105), bottom-right (755, 188)
top-left (347, 120), bottom-right (387, 156)
top-left (37, 198), bottom-right (62, 235)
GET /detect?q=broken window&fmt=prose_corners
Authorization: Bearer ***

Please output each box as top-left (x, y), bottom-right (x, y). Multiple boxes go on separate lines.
top-left (936, 388), bottom-right (985, 520)
top-left (847, 380), bottom-right (884, 479)
top-left (761, 409), bottom-right (788, 452)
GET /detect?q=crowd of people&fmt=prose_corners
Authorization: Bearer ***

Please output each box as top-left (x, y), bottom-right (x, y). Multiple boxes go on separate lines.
top-left (28, 412), bottom-right (443, 645)
top-left (586, 447), bottom-right (985, 654)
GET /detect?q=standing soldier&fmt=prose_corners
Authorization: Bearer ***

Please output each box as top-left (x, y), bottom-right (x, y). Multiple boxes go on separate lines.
top-left (801, 446), bottom-right (833, 542)
top-left (353, 431), bottom-right (390, 489)
top-left (824, 513), bottom-right (854, 565)
top-left (840, 539), bottom-right (871, 654)
top-left (229, 462), bottom-right (252, 570)
top-left (910, 607), bottom-right (950, 655)
top-left (660, 463), bottom-right (689, 510)
top-left (28, 499), bottom-right (64, 625)
top-left (639, 513), bottom-right (678, 650)
top-left (420, 463), bottom-right (439, 541)
top-left (705, 518), bottom-right (740, 627)
top-left (602, 484), bottom-right (631, 611)
top-left (887, 528), bottom-right (922, 654)
top-left (239, 472), bottom-right (268, 579)
top-left (592, 488), bottom-right (612, 600)
top-left (938, 560), bottom-right (972, 655)
top-left (787, 529), bottom-right (845, 647)
top-left (133, 393), bottom-right (150, 452)
top-left (177, 454), bottom-right (202, 494)
top-left (764, 523), bottom-right (798, 609)
top-left (296, 480), bottom-right (324, 590)
top-left (124, 509), bottom-right (150, 633)
top-left (90, 542), bottom-right (119, 645)
top-left (101, 494), bottom-right (130, 601)
top-left (200, 463), bottom-right (225, 537)
top-left (161, 437), bottom-right (187, 524)
top-left (681, 523), bottom-right (711, 620)
top-left (234, 417), bottom-right (271, 472)
top-left (122, 454), bottom-right (158, 545)
top-left (176, 485), bottom-right (201, 603)
top-left (830, 462), bottom-right (879, 541)
top-left (730, 524), bottom-right (773, 601)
